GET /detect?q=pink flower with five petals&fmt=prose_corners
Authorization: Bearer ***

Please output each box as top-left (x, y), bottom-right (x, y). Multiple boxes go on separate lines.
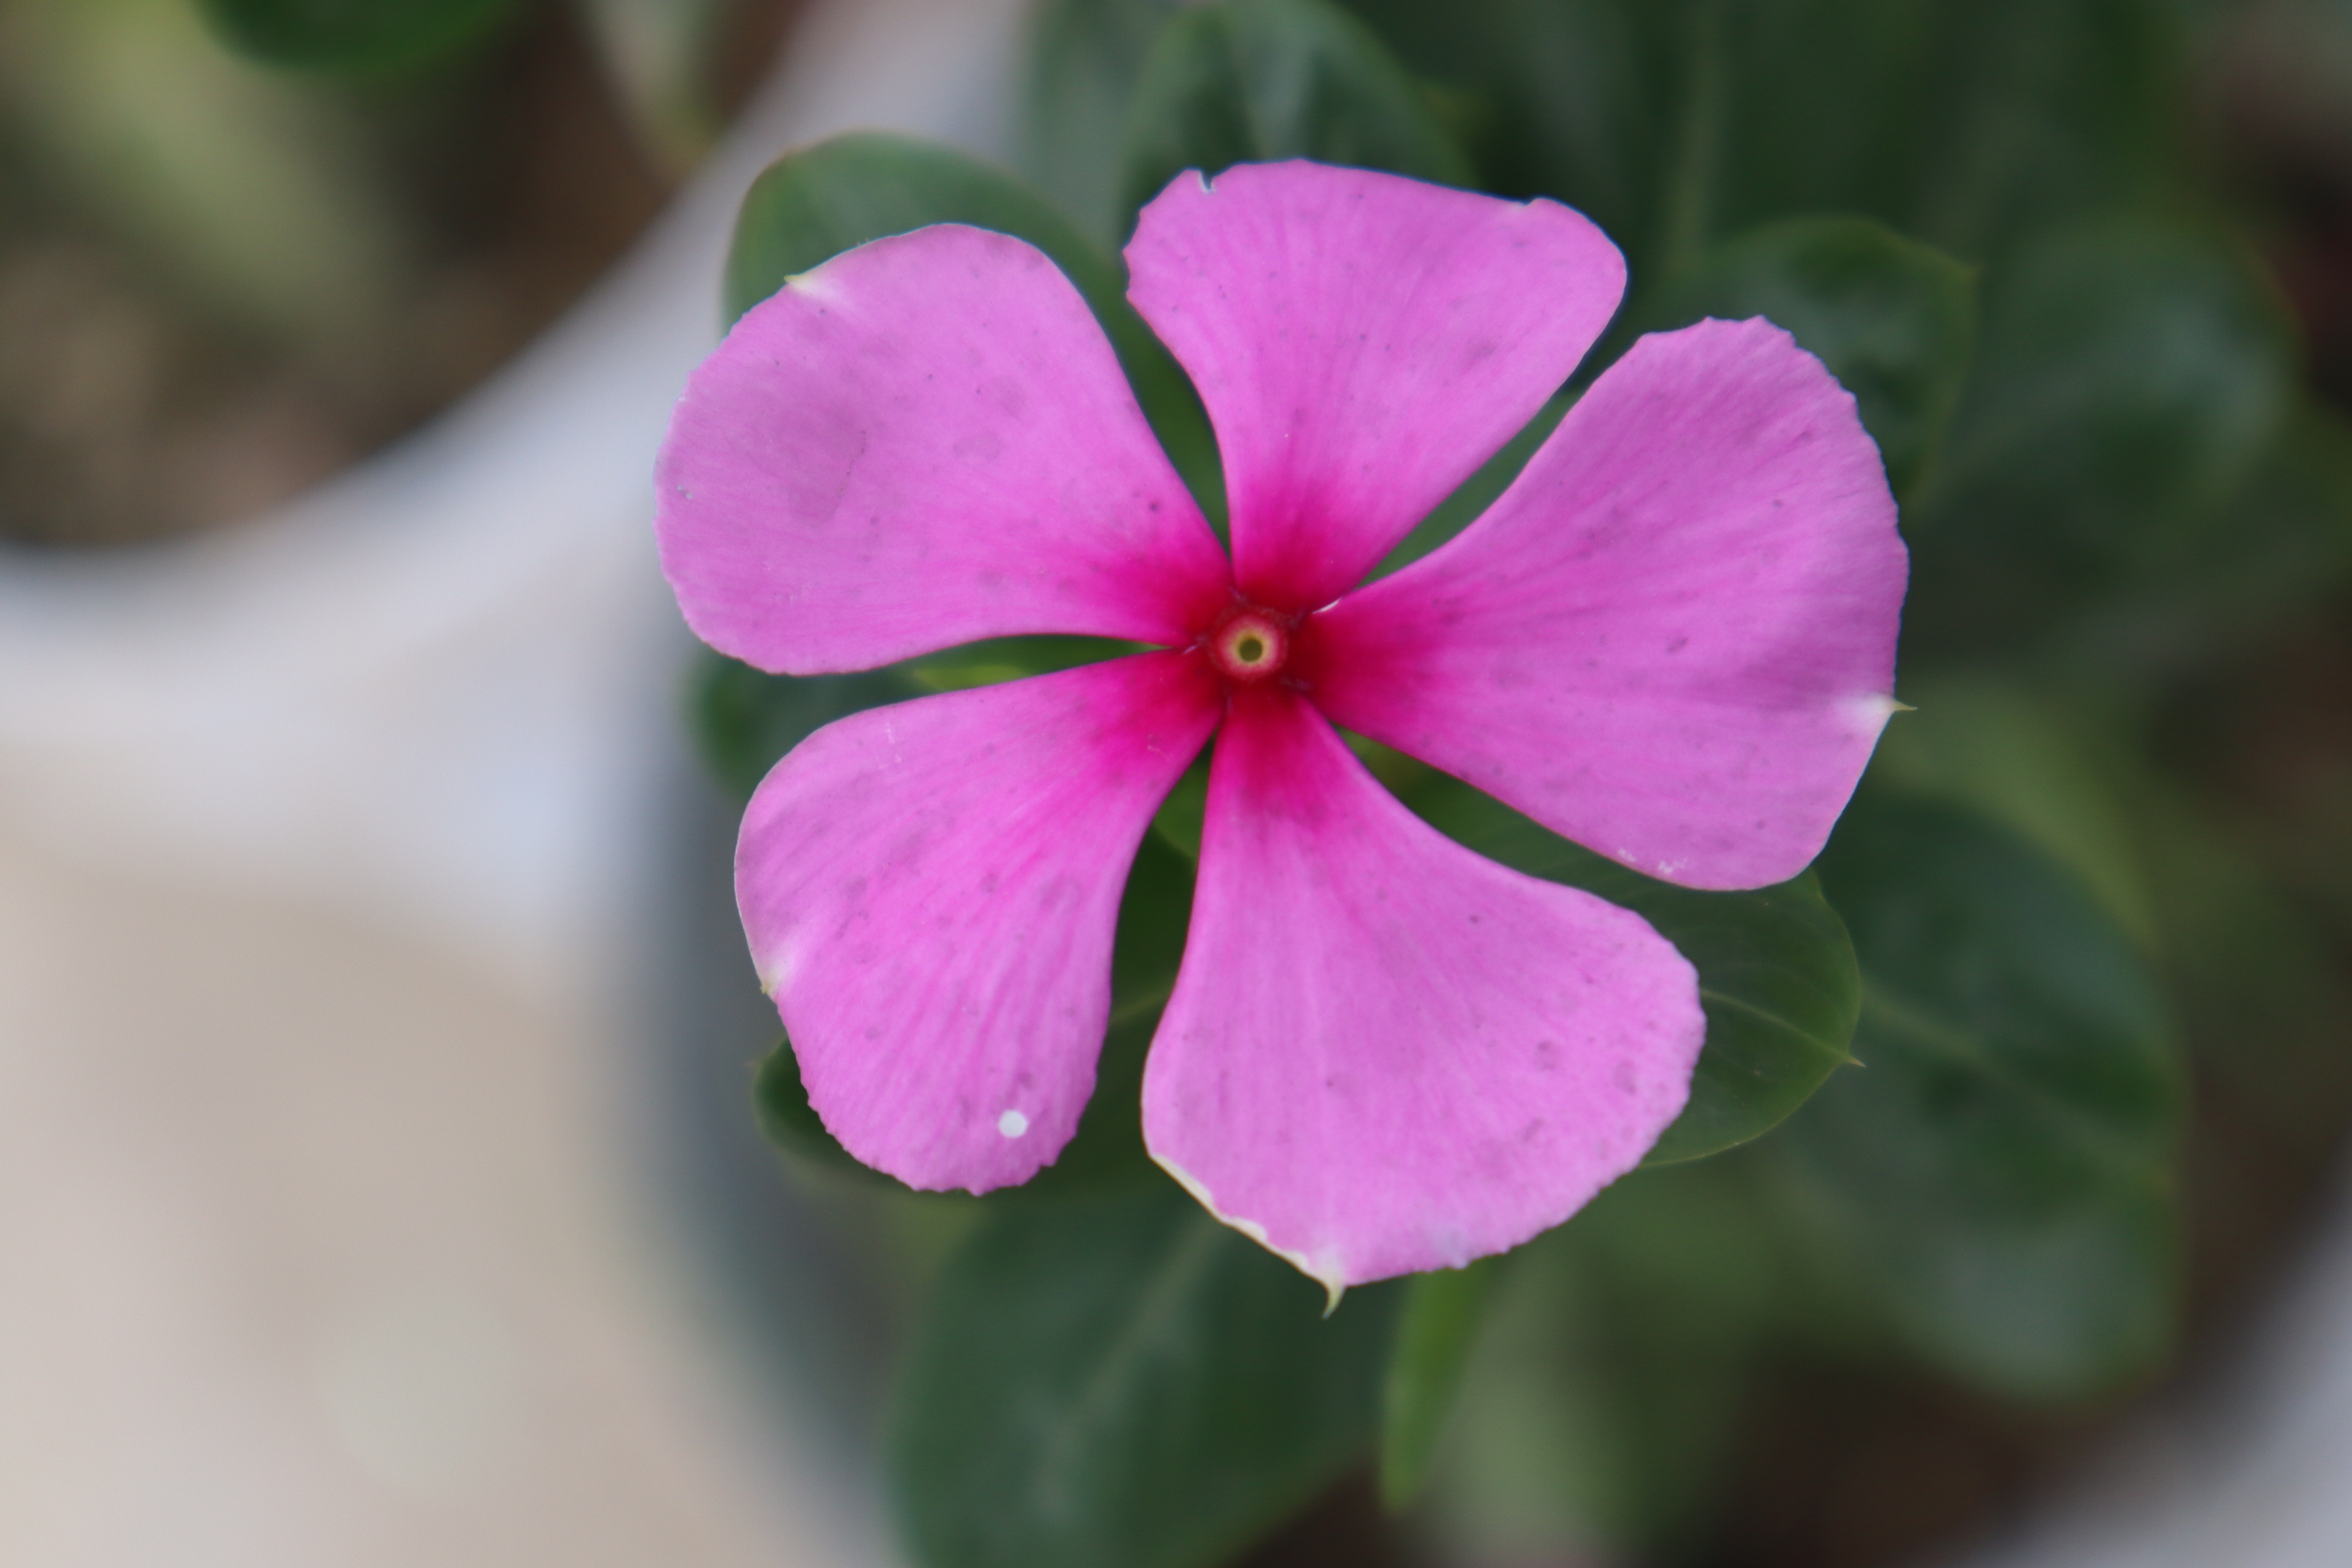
top-left (657, 160), bottom-right (1907, 1298)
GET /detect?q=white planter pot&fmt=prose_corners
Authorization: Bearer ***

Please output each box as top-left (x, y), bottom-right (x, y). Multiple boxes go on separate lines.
top-left (0, 3), bottom-right (1018, 1564)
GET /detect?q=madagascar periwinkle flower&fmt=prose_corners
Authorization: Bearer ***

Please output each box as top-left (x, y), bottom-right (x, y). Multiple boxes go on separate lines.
top-left (657, 161), bottom-right (1906, 1299)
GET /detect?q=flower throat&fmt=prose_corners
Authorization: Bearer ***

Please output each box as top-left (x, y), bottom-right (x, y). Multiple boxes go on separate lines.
top-left (1206, 605), bottom-right (1293, 683)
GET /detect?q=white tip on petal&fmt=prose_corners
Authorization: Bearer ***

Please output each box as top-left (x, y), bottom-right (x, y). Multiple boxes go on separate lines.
top-left (752, 933), bottom-right (800, 999)
top-left (1153, 1150), bottom-right (1348, 1314)
top-left (1840, 691), bottom-right (1906, 740)
top-left (997, 1109), bottom-right (1029, 1139)
top-left (782, 267), bottom-right (846, 305)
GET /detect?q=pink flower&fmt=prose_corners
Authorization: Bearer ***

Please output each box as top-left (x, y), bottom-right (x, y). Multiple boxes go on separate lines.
top-left (657, 161), bottom-right (1906, 1297)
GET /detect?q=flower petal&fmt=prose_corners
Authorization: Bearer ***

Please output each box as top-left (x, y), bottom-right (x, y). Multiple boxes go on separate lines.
top-left (1125, 162), bottom-right (1624, 612)
top-left (660, 224), bottom-right (1233, 674)
top-left (1299, 318), bottom-right (1908, 891)
top-left (1142, 687), bottom-right (1704, 1296)
top-left (742, 653), bottom-right (1221, 1191)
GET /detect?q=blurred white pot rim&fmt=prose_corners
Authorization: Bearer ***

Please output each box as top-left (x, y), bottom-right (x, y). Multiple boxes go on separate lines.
top-left (0, 0), bottom-right (1026, 999)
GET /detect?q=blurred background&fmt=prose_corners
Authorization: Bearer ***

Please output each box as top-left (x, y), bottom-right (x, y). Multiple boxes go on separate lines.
top-left (5, 1), bottom-right (2352, 1566)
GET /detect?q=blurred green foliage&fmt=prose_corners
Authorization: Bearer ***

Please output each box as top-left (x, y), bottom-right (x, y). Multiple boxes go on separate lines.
top-left (1117, 0), bottom-right (1472, 219)
top-left (891, 1187), bottom-right (1402, 1568)
top-left (1798, 793), bottom-right (2182, 1399)
top-left (195, 0), bottom-right (523, 75)
top-left (673, 0), bottom-right (2352, 1564)
top-left (1634, 216), bottom-right (1977, 497)
top-left (1378, 1257), bottom-right (1497, 1508)
top-left (1, 0), bottom-right (414, 360)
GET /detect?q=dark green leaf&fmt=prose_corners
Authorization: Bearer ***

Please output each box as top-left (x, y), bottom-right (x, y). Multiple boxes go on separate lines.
top-left (1149, 753), bottom-right (1211, 861)
top-left (1792, 792), bottom-right (2184, 1399)
top-left (1640, 216), bottom-right (1977, 497)
top-left (722, 131), bottom-right (1223, 524)
top-left (1011, 830), bottom-right (1199, 1199)
top-left (1404, 776), bottom-right (1861, 1163)
top-left (694, 634), bottom-right (1139, 804)
top-left (1428, 1161), bottom-right (1780, 1555)
top-left (1119, 0), bottom-right (1474, 221)
top-left (1348, 0), bottom-right (2185, 270)
top-left (2133, 777), bottom-right (2352, 1173)
top-left (197, 0), bottom-right (519, 73)
top-left (1701, 0), bottom-right (2182, 261)
top-left (723, 131), bottom-right (1125, 323)
top-left (692, 650), bottom-right (913, 803)
top-left (753, 1036), bottom-right (905, 1186)
top-left (901, 635), bottom-right (1145, 695)
top-left (1020, 0), bottom-right (1188, 244)
top-left (1380, 1258), bottom-right (1496, 1509)
top-left (1903, 217), bottom-right (2294, 647)
top-left (1866, 678), bottom-right (2158, 946)
top-left (890, 1186), bottom-right (1401, 1568)
top-left (1336, 0), bottom-right (1680, 274)
top-left (2058, 402), bottom-right (2352, 670)
top-left (1369, 391), bottom-right (1573, 581)
top-left (1893, 0), bottom-right (2183, 261)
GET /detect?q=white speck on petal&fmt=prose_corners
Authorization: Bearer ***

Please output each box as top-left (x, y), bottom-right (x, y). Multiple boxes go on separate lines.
top-left (1839, 691), bottom-right (1906, 738)
top-left (784, 267), bottom-right (844, 304)
top-left (997, 1109), bottom-right (1029, 1138)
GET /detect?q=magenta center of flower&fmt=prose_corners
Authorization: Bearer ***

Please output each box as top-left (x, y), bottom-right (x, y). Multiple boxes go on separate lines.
top-left (1207, 606), bottom-right (1292, 683)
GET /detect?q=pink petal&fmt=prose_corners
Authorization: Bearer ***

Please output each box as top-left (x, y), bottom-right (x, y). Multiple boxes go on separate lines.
top-left (659, 224), bottom-right (1234, 674)
top-left (1141, 687), bottom-right (1704, 1296)
top-left (1125, 162), bottom-right (1625, 612)
top-left (741, 653), bottom-right (1221, 1191)
top-left (1298, 318), bottom-right (1908, 892)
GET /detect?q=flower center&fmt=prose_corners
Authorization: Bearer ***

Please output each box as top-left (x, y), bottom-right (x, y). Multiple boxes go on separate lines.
top-left (1208, 607), bottom-right (1291, 683)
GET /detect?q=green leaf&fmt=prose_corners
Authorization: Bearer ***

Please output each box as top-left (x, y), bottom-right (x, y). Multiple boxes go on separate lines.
top-left (694, 635), bottom-right (1140, 803)
top-left (196, 0), bottom-right (519, 73)
top-left (889, 1186), bottom-right (1401, 1568)
top-left (2069, 401), bottom-right (2352, 666)
top-left (902, 635), bottom-right (1145, 695)
top-left (1866, 677), bottom-right (2159, 946)
top-left (1791, 791), bottom-right (2185, 1399)
top-left (1369, 391), bottom-right (1573, 581)
top-left (1903, 217), bottom-right (2294, 646)
top-left (724, 131), bottom-right (1112, 323)
top-left (1405, 775), bottom-right (1861, 1163)
top-left (1348, 0), bottom-right (2185, 272)
top-left (1704, 0), bottom-right (2184, 261)
top-left (1149, 753), bottom-right (1211, 861)
top-left (2132, 777), bottom-right (2352, 1172)
top-left (753, 1036), bottom-right (904, 1187)
top-left (1011, 829), bottom-right (1199, 1200)
top-left (1425, 1161), bottom-right (1782, 1557)
top-left (1640, 216), bottom-right (1977, 497)
top-left (1901, 0), bottom-right (2184, 261)
top-left (1380, 1258), bottom-right (1497, 1510)
top-left (1020, 0), bottom-right (1188, 245)
top-left (692, 650), bottom-right (912, 803)
top-left (1118, 0), bottom-right (1475, 221)
top-left (722, 131), bottom-right (1223, 524)
top-left (1335, 0), bottom-right (1681, 276)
